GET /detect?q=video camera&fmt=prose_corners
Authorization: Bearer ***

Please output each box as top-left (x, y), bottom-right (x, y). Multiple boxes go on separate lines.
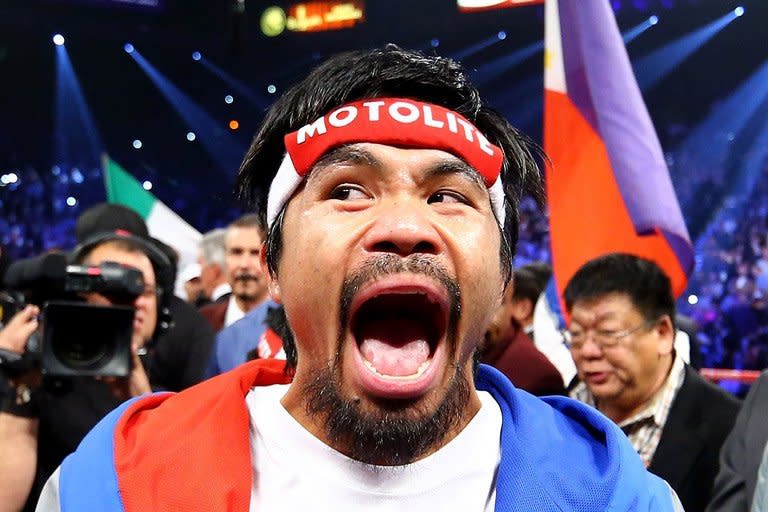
top-left (0, 252), bottom-right (144, 378)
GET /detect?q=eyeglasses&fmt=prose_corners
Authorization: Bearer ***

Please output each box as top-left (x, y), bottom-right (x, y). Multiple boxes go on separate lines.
top-left (564, 318), bottom-right (659, 351)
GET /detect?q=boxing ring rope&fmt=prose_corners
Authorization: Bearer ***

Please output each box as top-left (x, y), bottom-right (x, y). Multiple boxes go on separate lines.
top-left (700, 368), bottom-right (762, 384)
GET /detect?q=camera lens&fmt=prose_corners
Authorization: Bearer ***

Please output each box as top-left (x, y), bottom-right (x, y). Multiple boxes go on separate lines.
top-left (51, 327), bottom-right (113, 369)
top-left (48, 309), bottom-right (116, 370)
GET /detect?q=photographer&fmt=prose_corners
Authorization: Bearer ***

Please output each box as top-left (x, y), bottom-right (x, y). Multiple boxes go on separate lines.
top-left (0, 235), bottom-right (159, 512)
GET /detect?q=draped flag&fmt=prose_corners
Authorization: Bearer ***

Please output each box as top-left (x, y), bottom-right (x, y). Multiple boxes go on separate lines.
top-left (103, 155), bottom-right (202, 288)
top-left (543, 0), bottom-right (693, 310)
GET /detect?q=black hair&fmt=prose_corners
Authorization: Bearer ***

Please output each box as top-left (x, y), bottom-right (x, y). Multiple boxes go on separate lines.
top-left (510, 265), bottom-right (548, 305)
top-left (229, 213), bottom-right (267, 240)
top-left (150, 237), bottom-right (179, 288)
top-left (236, 44), bottom-right (544, 286)
top-left (563, 253), bottom-right (676, 328)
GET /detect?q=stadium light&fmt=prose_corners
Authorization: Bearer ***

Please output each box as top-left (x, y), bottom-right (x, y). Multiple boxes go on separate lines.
top-left (186, 131), bottom-right (196, 142)
top-left (132, 139), bottom-right (143, 149)
top-left (649, 15), bottom-right (659, 26)
top-left (142, 180), bottom-right (153, 190)
top-left (53, 34), bottom-right (65, 46)
top-left (192, 51), bottom-right (202, 61)
top-left (497, 31), bottom-right (507, 40)
top-left (124, 43), bottom-right (135, 54)
top-left (734, 6), bottom-right (745, 17)
top-left (225, 94), bottom-right (234, 104)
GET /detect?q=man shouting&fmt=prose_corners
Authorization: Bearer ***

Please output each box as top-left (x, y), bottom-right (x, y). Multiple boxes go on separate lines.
top-left (37, 45), bottom-right (681, 511)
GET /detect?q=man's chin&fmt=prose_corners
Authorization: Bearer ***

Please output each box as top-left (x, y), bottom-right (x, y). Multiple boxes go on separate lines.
top-left (302, 363), bottom-right (471, 466)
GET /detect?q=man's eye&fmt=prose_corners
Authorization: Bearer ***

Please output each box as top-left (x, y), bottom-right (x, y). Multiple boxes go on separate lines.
top-left (428, 191), bottom-right (467, 205)
top-left (330, 185), bottom-right (368, 201)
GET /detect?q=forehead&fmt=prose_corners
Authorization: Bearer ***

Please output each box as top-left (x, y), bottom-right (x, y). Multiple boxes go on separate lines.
top-left (570, 293), bottom-right (640, 323)
top-left (226, 226), bottom-right (264, 246)
top-left (85, 243), bottom-right (156, 285)
top-left (309, 142), bottom-right (485, 186)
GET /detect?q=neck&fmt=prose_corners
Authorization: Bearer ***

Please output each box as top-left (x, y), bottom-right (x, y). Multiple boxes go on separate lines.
top-left (598, 354), bottom-right (674, 424)
top-left (235, 293), bottom-right (266, 313)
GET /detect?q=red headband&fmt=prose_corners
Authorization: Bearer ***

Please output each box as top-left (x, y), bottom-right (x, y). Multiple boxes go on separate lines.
top-left (268, 98), bottom-right (506, 226)
top-left (284, 98), bottom-right (503, 185)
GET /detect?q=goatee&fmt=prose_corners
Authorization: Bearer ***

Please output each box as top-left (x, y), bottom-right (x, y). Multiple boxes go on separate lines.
top-left (302, 363), bottom-right (471, 466)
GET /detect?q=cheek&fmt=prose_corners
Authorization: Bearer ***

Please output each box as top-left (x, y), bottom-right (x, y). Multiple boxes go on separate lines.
top-left (602, 353), bottom-right (636, 382)
top-left (276, 204), bottom-right (357, 359)
top-left (448, 222), bottom-right (505, 350)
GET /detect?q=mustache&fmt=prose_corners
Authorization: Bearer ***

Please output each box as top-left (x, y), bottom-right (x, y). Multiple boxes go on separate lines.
top-left (338, 254), bottom-right (462, 346)
top-left (233, 273), bottom-right (261, 281)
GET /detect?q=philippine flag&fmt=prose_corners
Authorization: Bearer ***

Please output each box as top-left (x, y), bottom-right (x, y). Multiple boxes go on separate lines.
top-left (543, 0), bottom-right (694, 310)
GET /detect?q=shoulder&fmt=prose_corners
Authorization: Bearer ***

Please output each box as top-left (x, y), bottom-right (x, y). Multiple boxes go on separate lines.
top-left (679, 365), bottom-right (741, 411)
top-left (55, 360), bottom-right (290, 510)
top-left (199, 300), bottom-right (227, 318)
top-left (219, 301), bottom-right (276, 339)
top-left (476, 365), bottom-right (679, 511)
top-left (745, 371), bottom-right (768, 406)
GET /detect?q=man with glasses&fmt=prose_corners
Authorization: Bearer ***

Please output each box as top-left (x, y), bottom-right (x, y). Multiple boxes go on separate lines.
top-left (564, 252), bottom-right (740, 512)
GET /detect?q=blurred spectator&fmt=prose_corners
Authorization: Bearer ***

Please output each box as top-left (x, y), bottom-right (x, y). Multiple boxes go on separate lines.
top-left (707, 371), bottom-right (768, 511)
top-left (482, 266), bottom-right (565, 396)
top-left (564, 253), bottom-right (740, 512)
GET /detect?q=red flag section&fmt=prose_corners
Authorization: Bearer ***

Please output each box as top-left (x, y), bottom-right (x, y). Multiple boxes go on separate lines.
top-left (543, 0), bottom-right (693, 312)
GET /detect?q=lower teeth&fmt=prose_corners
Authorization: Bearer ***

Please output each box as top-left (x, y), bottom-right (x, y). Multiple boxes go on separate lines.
top-left (363, 359), bottom-right (430, 379)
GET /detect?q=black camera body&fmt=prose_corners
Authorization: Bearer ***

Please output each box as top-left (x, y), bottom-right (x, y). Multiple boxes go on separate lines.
top-left (40, 301), bottom-right (135, 377)
top-left (1, 253), bottom-right (144, 377)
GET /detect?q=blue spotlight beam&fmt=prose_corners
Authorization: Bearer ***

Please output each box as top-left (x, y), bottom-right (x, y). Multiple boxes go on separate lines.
top-left (634, 9), bottom-right (742, 91)
top-left (449, 34), bottom-right (501, 62)
top-left (622, 17), bottom-right (656, 45)
top-left (680, 60), bottom-right (768, 166)
top-left (470, 40), bottom-right (544, 86)
top-left (487, 74), bottom-right (543, 128)
top-left (198, 57), bottom-right (268, 110)
top-left (54, 45), bottom-right (103, 168)
top-left (128, 50), bottom-right (246, 174)
top-left (691, 90), bottom-right (768, 248)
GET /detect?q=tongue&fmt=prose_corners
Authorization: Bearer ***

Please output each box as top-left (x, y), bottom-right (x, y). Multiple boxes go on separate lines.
top-left (358, 316), bottom-right (431, 377)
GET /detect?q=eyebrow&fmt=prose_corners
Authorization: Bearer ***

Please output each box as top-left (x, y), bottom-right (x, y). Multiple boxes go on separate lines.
top-left (312, 145), bottom-right (380, 175)
top-left (310, 144), bottom-right (487, 192)
top-left (422, 158), bottom-right (486, 191)
top-left (572, 312), bottom-right (620, 327)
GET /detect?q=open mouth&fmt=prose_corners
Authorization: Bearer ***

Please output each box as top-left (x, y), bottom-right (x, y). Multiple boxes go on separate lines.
top-left (346, 279), bottom-right (450, 398)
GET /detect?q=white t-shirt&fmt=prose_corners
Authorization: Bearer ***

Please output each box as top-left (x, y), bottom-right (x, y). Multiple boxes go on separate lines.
top-left (247, 384), bottom-right (502, 512)
top-left (224, 295), bottom-right (245, 327)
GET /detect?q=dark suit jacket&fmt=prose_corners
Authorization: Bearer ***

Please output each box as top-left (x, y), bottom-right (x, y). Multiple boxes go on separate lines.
top-left (649, 365), bottom-right (741, 512)
top-left (150, 296), bottom-right (216, 392)
top-left (707, 371), bottom-right (768, 512)
top-left (199, 297), bottom-right (229, 333)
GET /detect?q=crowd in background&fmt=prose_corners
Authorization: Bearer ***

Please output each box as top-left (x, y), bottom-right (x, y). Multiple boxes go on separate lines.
top-left (3, 144), bottom-right (768, 374)
top-left (0, 162), bottom-right (240, 260)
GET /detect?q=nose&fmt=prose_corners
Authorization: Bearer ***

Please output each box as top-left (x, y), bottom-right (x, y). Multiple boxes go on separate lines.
top-left (134, 290), bottom-right (151, 311)
top-left (577, 334), bottom-right (604, 359)
top-left (362, 197), bottom-right (442, 257)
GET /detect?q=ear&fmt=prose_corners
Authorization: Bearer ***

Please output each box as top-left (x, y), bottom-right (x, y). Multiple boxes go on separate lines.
top-left (656, 315), bottom-right (675, 356)
top-left (509, 298), bottom-right (533, 323)
top-left (260, 241), bottom-right (281, 303)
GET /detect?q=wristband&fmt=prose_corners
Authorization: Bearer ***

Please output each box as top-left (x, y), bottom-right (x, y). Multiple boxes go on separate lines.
top-left (1, 383), bottom-right (40, 418)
